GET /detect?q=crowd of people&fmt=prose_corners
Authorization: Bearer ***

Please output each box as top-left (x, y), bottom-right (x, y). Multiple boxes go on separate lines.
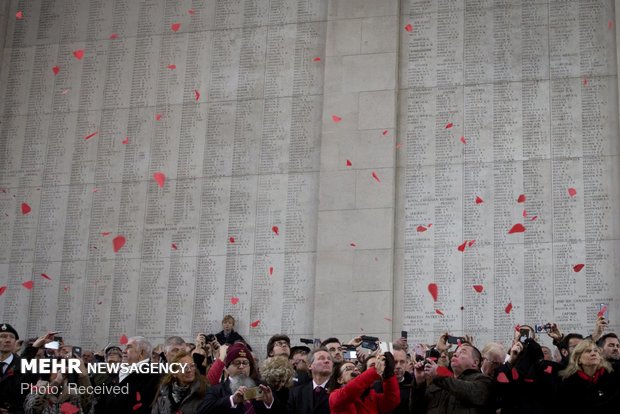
top-left (1, 314), bottom-right (619, 413)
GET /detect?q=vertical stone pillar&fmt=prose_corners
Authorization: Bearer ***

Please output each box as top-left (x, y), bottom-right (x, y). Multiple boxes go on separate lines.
top-left (314, 0), bottom-right (400, 340)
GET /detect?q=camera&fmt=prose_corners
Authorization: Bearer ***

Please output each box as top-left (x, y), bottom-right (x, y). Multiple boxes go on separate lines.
top-left (425, 348), bottom-right (441, 361)
top-left (205, 334), bottom-right (216, 343)
top-left (360, 335), bottom-right (379, 352)
top-left (446, 335), bottom-right (465, 345)
top-left (300, 338), bottom-right (313, 345)
top-left (534, 323), bottom-right (552, 333)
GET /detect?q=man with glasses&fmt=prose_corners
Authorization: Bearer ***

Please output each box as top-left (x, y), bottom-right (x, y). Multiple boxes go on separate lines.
top-left (267, 335), bottom-right (291, 358)
top-left (199, 342), bottom-right (274, 414)
top-left (0, 323), bottom-right (26, 413)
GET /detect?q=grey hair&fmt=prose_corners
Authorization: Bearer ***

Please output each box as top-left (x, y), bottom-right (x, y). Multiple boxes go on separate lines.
top-left (165, 336), bottom-right (186, 352)
top-left (129, 336), bottom-right (152, 359)
top-left (308, 347), bottom-right (333, 365)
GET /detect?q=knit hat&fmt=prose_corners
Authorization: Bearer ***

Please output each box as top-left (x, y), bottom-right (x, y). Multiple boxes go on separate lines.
top-left (225, 342), bottom-right (252, 367)
top-left (0, 323), bottom-right (18, 340)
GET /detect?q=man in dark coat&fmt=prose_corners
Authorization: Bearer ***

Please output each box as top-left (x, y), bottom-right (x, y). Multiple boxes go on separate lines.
top-left (95, 336), bottom-right (160, 414)
top-left (198, 342), bottom-right (274, 414)
top-left (410, 342), bottom-right (493, 414)
top-left (287, 348), bottom-right (333, 414)
top-left (0, 324), bottom-right (27, 414)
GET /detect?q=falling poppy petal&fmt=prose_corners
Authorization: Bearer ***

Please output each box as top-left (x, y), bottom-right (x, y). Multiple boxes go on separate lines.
top-left (313, 57), bottom-right (321, 62)
top-left (155, 114), bottom-right (163, 121)
top-left (21, 202), bottom-right (31, 215)
top-left (404, 23), bottom-right (413, 32)
top-left (517, 194), bottom-right (526, 203)
top-left (167, 64), bottom-right (176, 70)
top-left (475, 196), bottom-right (484, 204)
top-left (382, 130), bottom-right (388, 136)
top-left (350, 242), bottom-right (357, 247)
top-left (41, 273), bottom-right (52, 281)
top-left (460, 136), bottom-right (467, 144)
top-left (120, 334), bottom-right (128, 345)
top-left (0, 286), bottom-right (6, 296)
top-left (530, 215), bottom-right (538, 221)
top-left (52, 66), bottom-right (60, 75)
top-left (457, 241), bottom-right (467, 252)
top-left (505, 302), bottom-right (513, 314)
top-left (122, 137), bottom-right (129, 144)
top-left (508, 223), bottom-right (526, 234)
top-left (132, 403), bottom-right (143, 411)
top-left (497, 372), bottom-right (509, 383)
top-left (16, 11), bottom-right (24, 20)
top-left (230, 297), bottom-right (239, 305)
top-left (473, 285), bottom-right (484, 293)
top-left (445, 122), bottom-right (453, 129)
top-left (573, 263), bottom-right (585, 272)
top-left (272, 226), bottom-right (279, 235)
top-left (332, 115), bottom-right (342, 123)
top-left (435, 309), bottom-right (444, 316)
top-left (194, 89), bottom-right (200, 101)
top-left (544, 365), bottom-right (553, 374)
top-left (153, 172), bottom-right (166, 188)
top-left (73, 50), bottom-right (84, 60)
top-left (523, 209), bottom-right (527, 217)
top-left (171, 22), bottom-right (181, 32)
top-left (22, 281), bottom-right (34, 290)
top-left (511, 367), bottom-right (519, 380)
top-left (568, 187), bottom-right (577, 197)
top-left (229, 237), bottom-right (235, 244)
top-left (468, 240), bottom-right (475, 247)
top-left (187, 9), bottom-right (195, 15)
top-left (269, 266), bottom-right (273, 276)
top-left (372, 171), bottom-right (381, 182)
top-left (171, 243), bottom-right (177, 250)
top-left (135, 392), bottom-right (141, 402)
top-left (84, 131), bottom-right (98, 140)
top-left (428, 283), bottom-right (438, 301)
top-left (384, 317), bottom-right (392, 321)
top-left (109, 33), bottom-right (119, 39)
top-left (417, 225), bottom-right (427, 232)
top-left (113, 235), bottom-right (126, 253)
top-left (101, 232), bottom-right (111, 236)
top-left (250, 320), bottom-right (260, 328)
top-left (346, 159), bottom-right (352, 167)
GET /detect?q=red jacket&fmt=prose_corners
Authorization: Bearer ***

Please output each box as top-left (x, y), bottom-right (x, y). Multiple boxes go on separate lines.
top-left (329, 368), bottom-right (400, 414)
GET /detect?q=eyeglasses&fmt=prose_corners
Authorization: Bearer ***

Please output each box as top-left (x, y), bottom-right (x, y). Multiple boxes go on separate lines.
top-left (231, 359), bottom-right (251, 367)
top-left (341, 365), bottom-right (357, 373)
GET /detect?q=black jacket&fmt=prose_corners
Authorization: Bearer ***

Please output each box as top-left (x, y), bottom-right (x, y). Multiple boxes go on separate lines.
top-left (0, 354), bottom-right (27, 414)
top-left (94, 370), bottom-right (161, 414)
top-left (197, 378), bottom-right (271, 414)
top-left (216, 331), bottom-right (245, 346)
top-left (287, 380), bottom-right (330, 414)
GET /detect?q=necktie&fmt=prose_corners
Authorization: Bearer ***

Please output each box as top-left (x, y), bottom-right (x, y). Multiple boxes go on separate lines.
top-left (0, 362), bottom-right (6, 376)
top-left (314, 386), bottom-right (324, 402)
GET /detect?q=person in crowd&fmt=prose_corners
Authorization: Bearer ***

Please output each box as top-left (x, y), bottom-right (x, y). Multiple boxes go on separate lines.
top-left (287, 348), bottom-right (333, 414)
top-left (198, 342), bottom-right (274, 414)
top-left (267, 335), bottom-right (291, 358)
top-left (540, 346), bottom-right (553, 361)
top-left (91, 345), bottom-right (122, 387)
top-left (261, 355), bottom-right (295, 413)
top-left (164, 336), bottom-right (186, 362)
top-left (328, 352), bottom-right (399, 414)
top-left (0, 324), bottom-right (28, 413)
top-left (373, 346), bottom-right (411, 414)
top-left (410, 342), bottom-right (492, 413)
top-left (321, 339), bottom-right (344, 364)
top-left (23, 357), bottom-right (91, 414)
top-left (480, 342), bottom-right (505, 377)
top-left (95, 336), bottom-right (161, 414)
top-left (556, 338), bottom-right (620, 411)
top-left (290, 346), bottom-right (311, 386)
top-left (151, 351), bottom-right (207, 414)
top-left (216, 316), bottom-right (245, 345)
top-left (493, 325), bottom-right (561, 414)
top-left (596, 332), bottom-right (620, 369)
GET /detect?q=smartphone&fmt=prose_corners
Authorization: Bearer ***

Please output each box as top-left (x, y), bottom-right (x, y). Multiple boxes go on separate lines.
top-left (314, 338), bottom-right (321, 349)
top-left (446, 335), bottom-right (464, 345)
top-left (379, 342), bottom-right (393, 353)
top-left (401, 330), bottom-right (407, 339)
top-left (72, 346), bottom-right (82, 358)
top-left (343, 350), bottom-right (357, 360)
top-left (600, 303), bottom-right (609, 321)
top-left (518, 328), bottom-right (530, 343)
top-left (45, 341), bottom-right (60, 350)
top-left (243, 387), bottom-right (263, 400)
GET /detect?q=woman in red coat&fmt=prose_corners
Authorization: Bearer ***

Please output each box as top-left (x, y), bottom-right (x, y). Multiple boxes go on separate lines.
top-left (329, 352), bottom-right (400, 414)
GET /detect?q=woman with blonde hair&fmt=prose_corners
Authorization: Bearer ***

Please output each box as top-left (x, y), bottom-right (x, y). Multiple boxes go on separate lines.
top-left (556, 339), bottom-right (620, 412)
top-left (152, 351), bottom-right (207, 413)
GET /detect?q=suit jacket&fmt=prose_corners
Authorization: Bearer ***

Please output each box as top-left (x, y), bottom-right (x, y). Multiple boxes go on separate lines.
top-left (287, 381), bottom-right (330, 414)
top-left (0, 354), bottom-right (27, 414)
top-left (198, 378), bottom-right (270, 414)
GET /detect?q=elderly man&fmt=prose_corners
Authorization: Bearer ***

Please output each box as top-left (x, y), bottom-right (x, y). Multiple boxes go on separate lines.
top-left (287, 348), bottom-right (333, 414)
top-left (410, 342), bottom-right (493, 413)
top-left (164, 335), bottom-right (186, 361)
top-left (95, 336), bottom-right (160, 414)
top-left (198, 342), bottom-right (274, 414)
